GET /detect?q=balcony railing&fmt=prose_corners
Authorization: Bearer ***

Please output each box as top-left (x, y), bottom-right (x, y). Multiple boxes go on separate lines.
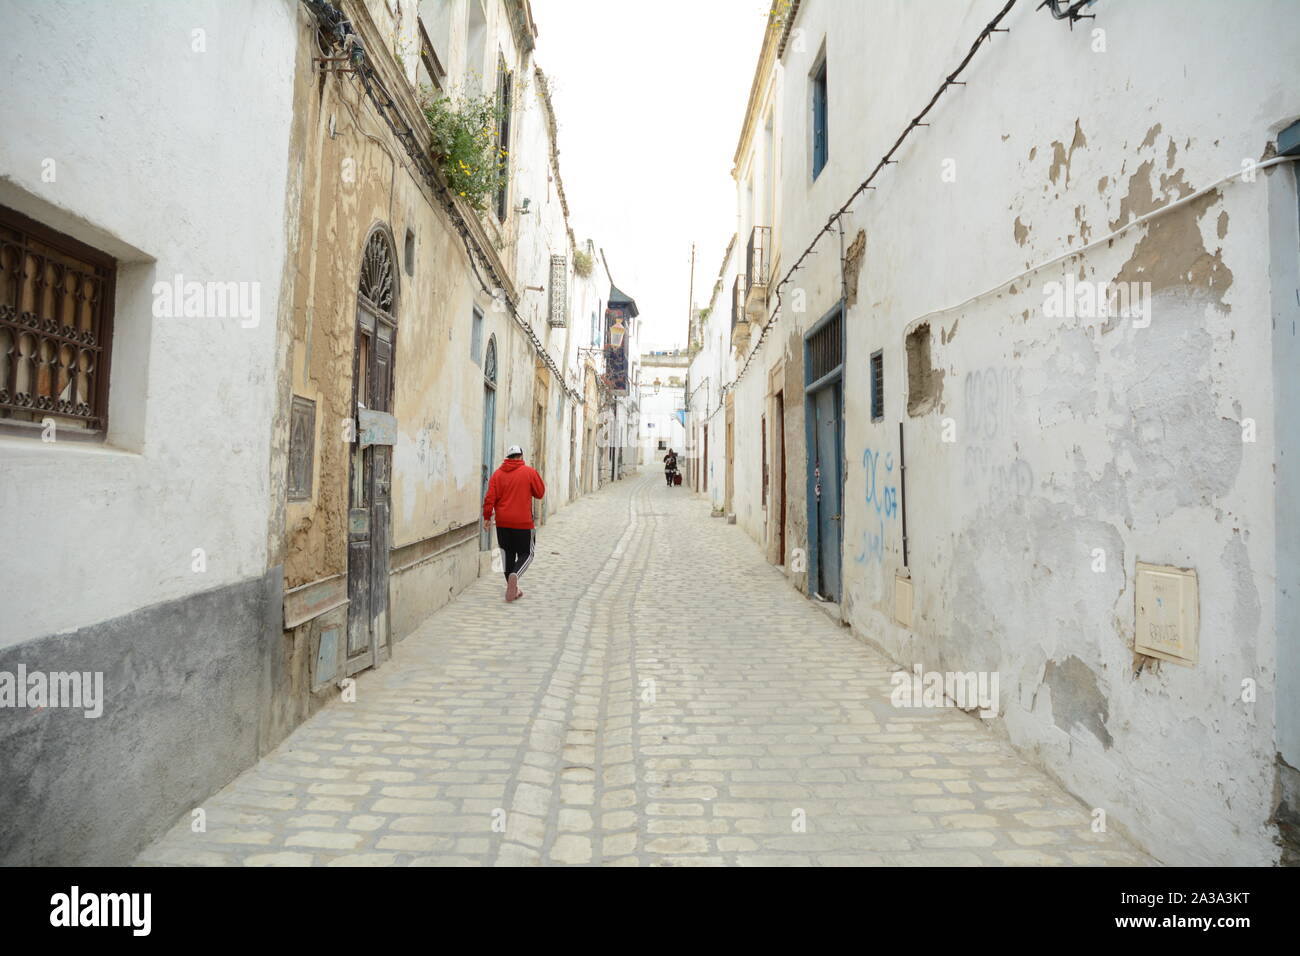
top-left (744, 226), bottom-right (771, 317)
top-left (732, 274), bottom-right (746, 329)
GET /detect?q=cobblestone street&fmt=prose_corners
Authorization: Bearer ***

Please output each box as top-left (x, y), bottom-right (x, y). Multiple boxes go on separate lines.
top-left (137, 471), bottom-right (1151, 867)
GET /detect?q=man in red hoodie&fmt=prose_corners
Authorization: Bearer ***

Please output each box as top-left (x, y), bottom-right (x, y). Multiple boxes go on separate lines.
top-left (482, 444), bottom-right (546, 602)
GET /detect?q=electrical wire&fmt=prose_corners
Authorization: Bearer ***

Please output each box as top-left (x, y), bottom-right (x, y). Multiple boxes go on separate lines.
top-left (301, 0), bottom-right (584, 402)
top-left (902, 154), bottom-right (1299, 334)
top-left (721, 0), bottom-right (1021, 395)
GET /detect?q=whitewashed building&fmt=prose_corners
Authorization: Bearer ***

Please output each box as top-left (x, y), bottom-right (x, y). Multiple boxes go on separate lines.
top-left (0, 0), bottom-right (304, 865)
top-left (712, 0), bottom-right (1300, 865)
top-left (0, 0), bottom-right (616, 865)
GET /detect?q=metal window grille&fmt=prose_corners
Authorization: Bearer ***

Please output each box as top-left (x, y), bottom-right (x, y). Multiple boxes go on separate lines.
top-left (0, 204), bottom-right (115, 435)
top-left (548, 255), bottom-right (567, 327)
top-left (870, 350), bottom-right (884, 422)
top-left (808, 310), bottom-right (843, 383)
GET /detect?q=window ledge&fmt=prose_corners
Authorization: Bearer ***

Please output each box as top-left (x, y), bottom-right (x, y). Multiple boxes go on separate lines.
top-left (0, 433), bottom-right (142, 460)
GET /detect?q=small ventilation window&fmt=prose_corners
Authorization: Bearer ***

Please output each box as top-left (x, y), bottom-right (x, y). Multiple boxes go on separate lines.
top-left (470, 307), bottom-right (484, 364)
top-left (404, 229), bottom-right (415, 276)
top-left (870, 350), bottom-right (884, 422)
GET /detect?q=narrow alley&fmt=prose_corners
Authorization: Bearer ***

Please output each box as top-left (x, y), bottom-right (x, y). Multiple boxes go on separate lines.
top-left (7, 0), bottom-right (1300, 903)
top-left (137, 470), bottom-right (1149, 867)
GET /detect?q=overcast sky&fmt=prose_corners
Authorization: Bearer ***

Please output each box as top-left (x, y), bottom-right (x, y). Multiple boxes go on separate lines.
top-left (529, 0), bottom-right (770, 351)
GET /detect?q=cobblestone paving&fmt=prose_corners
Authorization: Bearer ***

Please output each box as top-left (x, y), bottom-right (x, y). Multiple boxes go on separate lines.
top-left (137, 470), bottom-right (1152, 866)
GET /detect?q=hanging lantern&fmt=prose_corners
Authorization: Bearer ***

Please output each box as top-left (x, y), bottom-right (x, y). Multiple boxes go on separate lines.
top-left (609, 316), bottom-right (626, 349)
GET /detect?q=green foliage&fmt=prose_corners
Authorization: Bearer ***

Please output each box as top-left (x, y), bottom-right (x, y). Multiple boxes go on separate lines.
top-left (573, 249), bottom-right (595, 278)
top-left (420, 85), bottom-right (506, 212)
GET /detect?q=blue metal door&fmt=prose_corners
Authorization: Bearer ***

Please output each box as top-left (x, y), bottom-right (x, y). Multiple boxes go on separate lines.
top-left (813, 382), bottom-right (843, 600)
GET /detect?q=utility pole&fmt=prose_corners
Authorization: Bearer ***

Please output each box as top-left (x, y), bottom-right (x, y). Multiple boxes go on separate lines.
top-left (687, 242), bottom-right (696, 346)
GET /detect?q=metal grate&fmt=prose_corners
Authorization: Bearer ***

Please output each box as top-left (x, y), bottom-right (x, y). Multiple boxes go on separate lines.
top-left (808, 310), bottom-right (842, 383)
top-left (548, 254), bottom-right (567, 327)
top-left (870, 350), bottom-right (884, 421)
top-left (0, 205), bottom-right (115, 434)
top-left (746, 226), bottom-right (770, 298)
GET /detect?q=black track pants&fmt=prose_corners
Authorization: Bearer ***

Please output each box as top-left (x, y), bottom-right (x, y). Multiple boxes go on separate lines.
top-left (496, 526), bottom-right (535, 581)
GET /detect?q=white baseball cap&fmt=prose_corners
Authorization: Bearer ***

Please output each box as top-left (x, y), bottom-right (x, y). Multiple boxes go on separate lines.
top-left (506, 445), bottom-right (523, 457)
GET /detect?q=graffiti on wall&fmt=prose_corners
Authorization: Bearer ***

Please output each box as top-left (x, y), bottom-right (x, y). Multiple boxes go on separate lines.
top-left (856, 447), bottom-right (899, 564)
top-left (962, 367), bottom-right (1034, 500)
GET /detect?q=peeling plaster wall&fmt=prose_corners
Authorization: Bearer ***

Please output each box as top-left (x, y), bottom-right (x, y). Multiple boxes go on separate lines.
top-left (736, 0), bottom-right (1300, 865)
top-left (284, 0), bottom-right (587, 647)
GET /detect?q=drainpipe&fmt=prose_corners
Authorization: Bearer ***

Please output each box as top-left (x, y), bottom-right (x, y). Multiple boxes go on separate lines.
top-left (899, 421), bottom-right (909, 568)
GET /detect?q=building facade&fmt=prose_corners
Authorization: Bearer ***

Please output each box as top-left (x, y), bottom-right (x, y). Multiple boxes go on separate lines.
top-left (0, 0), bottom-right (635, 864)
top-left (702, 0), bottom-right (1300, 865)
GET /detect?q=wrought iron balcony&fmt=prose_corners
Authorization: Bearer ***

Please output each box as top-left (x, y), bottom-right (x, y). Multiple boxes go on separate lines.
top-left (732, 274), bottom-right (746, 330)
top-left (744, 225), bottom-right (770, 318)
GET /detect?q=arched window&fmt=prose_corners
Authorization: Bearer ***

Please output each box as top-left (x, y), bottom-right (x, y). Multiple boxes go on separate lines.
top-left (484, 335), bottom-right (497, 387)
top-left (358, 228), bottom-right (397, 318)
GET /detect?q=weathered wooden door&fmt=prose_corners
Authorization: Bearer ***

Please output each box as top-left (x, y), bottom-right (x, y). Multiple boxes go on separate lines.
top-left (480, 337), bottom-right (497, 549)
top-left (347, 229), bottom-right (397, 676)
top-left (725, 396), bottom-right (735, 514)
top-left (531, 373), bottom-right (547, 524)
top-left (776, 390), bottom-right (787, 564)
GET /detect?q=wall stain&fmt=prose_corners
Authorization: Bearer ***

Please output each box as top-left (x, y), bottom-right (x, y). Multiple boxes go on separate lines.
top-left (1111, 191), bottom-right (1233, 315)
top-left (1049, 119), bottom-right (1087, 186)
top-left (1044, 655), bottom-right (1114, 750)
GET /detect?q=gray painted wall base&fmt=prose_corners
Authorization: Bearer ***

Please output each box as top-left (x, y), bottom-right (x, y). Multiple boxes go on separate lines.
top-left (0, 568), bottom-right (282, 865)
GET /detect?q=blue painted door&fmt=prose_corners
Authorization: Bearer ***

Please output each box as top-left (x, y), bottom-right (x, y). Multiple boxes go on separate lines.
top-left (813, 383), bottom-right (842, 600)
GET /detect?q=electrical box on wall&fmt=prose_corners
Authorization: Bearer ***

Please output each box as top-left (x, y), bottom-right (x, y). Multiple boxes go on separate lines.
top-left (894, 573), bottom-right (913, 629)
top-left (1134, 561), bottom-right (1199, 666)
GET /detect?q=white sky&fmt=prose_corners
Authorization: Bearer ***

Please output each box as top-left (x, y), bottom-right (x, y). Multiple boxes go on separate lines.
top-left (529, 0), bottom-right (771, 350)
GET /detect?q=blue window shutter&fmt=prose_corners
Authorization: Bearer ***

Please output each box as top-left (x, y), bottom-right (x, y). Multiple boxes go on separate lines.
top-left (1279, 119), bottom-right (1300, 157)
top-left (812, 62), bottom-right (828, 178)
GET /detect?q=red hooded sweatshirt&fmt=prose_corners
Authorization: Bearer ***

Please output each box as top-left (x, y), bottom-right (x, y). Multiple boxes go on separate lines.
top-left (483, 457), bottom-right (546, 529)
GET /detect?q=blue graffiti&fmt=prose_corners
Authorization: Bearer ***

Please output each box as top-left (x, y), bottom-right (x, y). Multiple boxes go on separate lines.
top-left (856, 448), bottom-right (899, 564)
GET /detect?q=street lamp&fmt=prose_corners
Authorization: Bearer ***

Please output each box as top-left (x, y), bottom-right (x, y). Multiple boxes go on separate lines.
top-left (609, 316), bottom-right (626, 349)
top-left (652, 378), bottom-right (662, 395)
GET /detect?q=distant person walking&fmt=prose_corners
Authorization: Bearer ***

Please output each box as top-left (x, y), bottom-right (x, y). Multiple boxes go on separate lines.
top-left (482, 444), bottom-right (545, 602)
top-left (663, 447), bottom-right (678, 487)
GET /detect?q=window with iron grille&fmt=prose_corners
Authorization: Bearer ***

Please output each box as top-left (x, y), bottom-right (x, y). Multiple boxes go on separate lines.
top-left (288, 396), bottom-right (316, 501)
top-left (548, 254), bottom-right (567, 327)
top-left (0, 204), bottom-right (116, 438)
top-left (807, 309), bottom-right (842, 383)
top-left (870, 350), bottom-right (884, 422)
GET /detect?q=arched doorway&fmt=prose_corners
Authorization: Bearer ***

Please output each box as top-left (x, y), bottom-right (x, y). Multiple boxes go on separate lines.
top-left (480, 335), bottom-right (497, 550)
top-left (346, 226), bottom-right (398, 676)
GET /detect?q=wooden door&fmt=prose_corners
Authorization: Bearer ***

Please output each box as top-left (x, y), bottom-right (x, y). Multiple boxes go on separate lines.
top-left (346, 230), bottom-right (398, 675)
